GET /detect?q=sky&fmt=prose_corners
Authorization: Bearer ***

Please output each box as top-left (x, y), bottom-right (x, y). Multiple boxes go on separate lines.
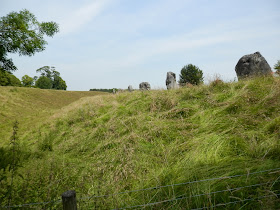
top-left (1, 0), bottom-right (280, 91)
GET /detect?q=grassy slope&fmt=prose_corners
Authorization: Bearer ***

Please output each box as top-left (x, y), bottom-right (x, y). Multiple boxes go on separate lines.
top-left (0, 86), bottom-right (107, 146)
top-left (1, 77), bottom-right (280, 209)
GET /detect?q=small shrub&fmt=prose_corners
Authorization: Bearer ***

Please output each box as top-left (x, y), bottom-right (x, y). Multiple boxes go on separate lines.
top-left (179, 64), bottom-right (204, 86)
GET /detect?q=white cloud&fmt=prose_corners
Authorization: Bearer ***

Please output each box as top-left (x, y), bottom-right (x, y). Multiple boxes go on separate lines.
top-left (59, 0), bottom-right (110, 35)
top-left (105, 24), bottom-right (280, 69)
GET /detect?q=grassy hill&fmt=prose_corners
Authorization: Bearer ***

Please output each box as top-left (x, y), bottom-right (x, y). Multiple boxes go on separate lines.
top-left (0, 86), bottom-right (107, 146)
top-left (1, 77), bottom-right (280, 209)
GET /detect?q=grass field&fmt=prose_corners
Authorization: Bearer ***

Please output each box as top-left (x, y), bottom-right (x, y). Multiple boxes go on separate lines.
top-left (0, 87), bottom-right (107, 146)
top-left (0, 77), bottom-right (280, 209)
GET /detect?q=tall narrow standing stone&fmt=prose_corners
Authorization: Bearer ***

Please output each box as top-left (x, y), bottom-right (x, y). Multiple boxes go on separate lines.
top-left (128, 85), bottom-right (133, 92)
top-left (166, 72), bottom-right (178, 89)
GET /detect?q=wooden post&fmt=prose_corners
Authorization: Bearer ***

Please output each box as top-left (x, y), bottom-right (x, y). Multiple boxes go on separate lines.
top-left (62, 190), bottom-right (77, 210)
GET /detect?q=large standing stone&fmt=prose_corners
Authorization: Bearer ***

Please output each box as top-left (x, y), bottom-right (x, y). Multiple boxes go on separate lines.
top-left (139, 82), bottom-right (151, 90)
top-left (235, 52), bottom-right (272, 80)
top-left (128, 85), bottom-right (133, 92)
top-left (166, 72), bottom-right (178, 89)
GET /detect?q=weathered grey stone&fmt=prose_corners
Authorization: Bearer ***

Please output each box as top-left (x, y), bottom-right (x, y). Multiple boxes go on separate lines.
top-left (235, 52), bottom-right (272, 80)
top-left (139, 82), bottom-right (151, 90)
top-left (166, 72), bottom-right (178, 89)
top-left (128, 85), bottom-right (133, 92)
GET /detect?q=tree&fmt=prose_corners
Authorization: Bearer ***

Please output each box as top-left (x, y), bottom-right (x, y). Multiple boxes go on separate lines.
top-left (35, 66), bottom-right (67, 90)
top-left (36, 66), bottom-right (54, 78)
top-left (53, 76), bottom-right (67, 90)
top-left (0, 9), bottom-right (59, 72)
top-left (179, 64), bottom-right (203, 86)
top-left (21, 75), bottom-right (34, 87)
top-left (0, 69), bottom-right (21, 86)
top-left (274, 60), bottom-right (280, 75)
top-left (35, 76), bottom-right (52, 89)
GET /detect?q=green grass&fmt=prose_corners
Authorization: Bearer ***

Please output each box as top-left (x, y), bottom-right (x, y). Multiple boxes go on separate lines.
top-left (0, 86), bottom-right (107, 146)
top-left (1, 77), bottom-right (280, 209)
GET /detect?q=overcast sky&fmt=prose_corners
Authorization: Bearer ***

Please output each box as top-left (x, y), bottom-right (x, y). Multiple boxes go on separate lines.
top-left (1, 0), bottom-right (280, 90)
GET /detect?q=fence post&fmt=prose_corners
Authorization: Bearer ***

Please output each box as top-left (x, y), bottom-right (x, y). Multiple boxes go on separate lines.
top-left (62, 190), bottom-right (77, 210)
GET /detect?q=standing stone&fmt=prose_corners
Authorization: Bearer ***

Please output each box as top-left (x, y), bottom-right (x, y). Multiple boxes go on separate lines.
top-left (128, 85), bottom-right (133, 92)
top-left (139, 82), bottom-right (151, 90)
top-left (166, 72), bottom-right (178, 90)
top-left (235, 52), bottom-right (272, 80)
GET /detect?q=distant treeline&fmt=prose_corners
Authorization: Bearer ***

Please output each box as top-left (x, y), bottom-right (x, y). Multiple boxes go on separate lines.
top-left (89, 88), bottom-right (118, 93)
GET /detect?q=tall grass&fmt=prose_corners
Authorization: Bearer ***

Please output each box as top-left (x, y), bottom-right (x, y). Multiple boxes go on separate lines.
top-left (0, 87), bottom-right (107, 146)
top-left (0, 77), bottom-right (280, 209)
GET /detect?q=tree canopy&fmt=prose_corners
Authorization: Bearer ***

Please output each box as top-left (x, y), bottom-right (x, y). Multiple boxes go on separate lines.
top-left (21, 75), bottom-right (34, 87)
top-left (35, 76), bottom-right (52, 89)
top-left (0, 69), bottom-right (21, 86)
top-left (179, 64), bottom-right (204, 86)
top-left (0, 9), bottom-right (59, 72)
top-left (36, 66), bottom-right (67, 90)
